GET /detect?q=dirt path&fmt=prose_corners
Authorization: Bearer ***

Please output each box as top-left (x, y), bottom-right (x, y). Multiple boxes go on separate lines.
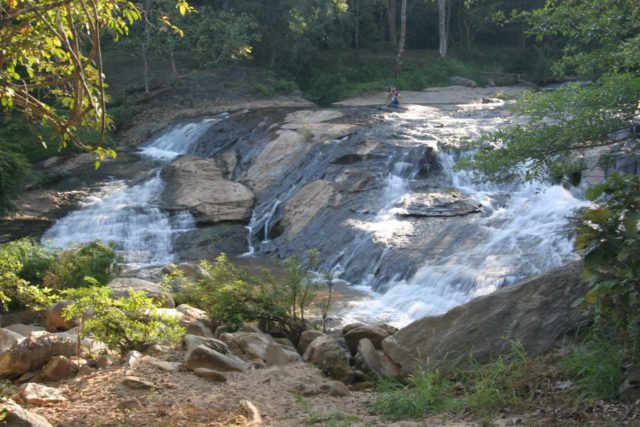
top-left (30, 352), bottom-right (476, 427)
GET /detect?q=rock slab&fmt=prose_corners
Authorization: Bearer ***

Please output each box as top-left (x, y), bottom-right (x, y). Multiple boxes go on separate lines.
top-left (387, 263), bottom-right (588, 373)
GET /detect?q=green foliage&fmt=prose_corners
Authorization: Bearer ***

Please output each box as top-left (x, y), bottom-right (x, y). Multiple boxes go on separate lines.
top-left (576, 174), bottom-right (640, 352)
top-left (173, 251), bottom-right (326, 343)
top-left (63, 285), bottom-right (184, 355)
top-left (372, 341), bottom-right (538, 422)
top-left (1, 238), bottom-right (56, 284)
top-left (43, 241), bottom-right (118, 290)
top-left (527, 0), bottom-right (640, 79)
top-left (460, 73), bottom-right (640, 183)
top-left (0, 142), bottom-right (30, 216)
top-left (301, 51), bottom-right (486, 104)
top-left (0, 240), bottom-right (54, 311)
top-left (561, 339), bottom-right (624, 401)
top-left (372, 370), bottom-right (457, 420)
top-left (176, 8), bottom-right (261, 68)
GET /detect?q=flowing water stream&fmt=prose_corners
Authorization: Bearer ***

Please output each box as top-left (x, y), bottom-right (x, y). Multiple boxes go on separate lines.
top-left (42, 115), bottom-right (228, 268)
top-left (340, 107), bottom-right (589, 326)
top-left (41, 103), bottom-right (588, 327)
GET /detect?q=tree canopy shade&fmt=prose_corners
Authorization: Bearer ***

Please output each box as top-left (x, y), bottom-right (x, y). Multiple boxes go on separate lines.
top-left (0, 0), bottom-right (189, 159)
top-left (462, 0), bottom-right (640, 184)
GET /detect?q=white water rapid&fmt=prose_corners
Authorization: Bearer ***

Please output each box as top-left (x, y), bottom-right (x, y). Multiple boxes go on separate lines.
top-left (343, 106), bottom-right (590, 327)
top-left (42, 116), bottom-right (226, 268)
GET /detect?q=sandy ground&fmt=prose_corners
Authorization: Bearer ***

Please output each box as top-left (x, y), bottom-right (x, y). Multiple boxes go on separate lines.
top-left (28, 351), bottom-right (476, 427)
top-left (335, 86), bottom-right (525, 107)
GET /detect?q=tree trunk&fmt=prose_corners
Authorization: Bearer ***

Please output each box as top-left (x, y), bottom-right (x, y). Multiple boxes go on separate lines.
top-left (438, 0), bottom-right (448, 57)
top-left (142, 0), bottom-right (153, 93)
top-left (169, 48), bottom-right (178, 79)
top-left (354, 0), bottom-right (360, 50)
top-left (387, 0), bottom-right (397, 47)
top-left (395, 0), bottom-right (407, 78)
top-left (141, 41), bottom-right (150, 93)
top-left (446, 0), bottom-right (452, 43)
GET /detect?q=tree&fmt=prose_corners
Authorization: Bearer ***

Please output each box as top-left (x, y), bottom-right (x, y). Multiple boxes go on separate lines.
top-left (0, 0), bottom-right (190, 155)
top-left (437, 0), bottom-right (448, 57)
top-left (387, 0), bottom-right (397, 46)
top-left (577, 174), bottom-right (640, 354)
top-left (463, 0), bottom-right (640, 184)
top-left (395, 0), bottom-right (407, 77)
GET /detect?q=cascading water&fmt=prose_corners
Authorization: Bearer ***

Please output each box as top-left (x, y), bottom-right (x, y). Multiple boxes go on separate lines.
top-left (342, 107), bottom-right (590, 327)
top-left (42, 115), bottom-right (227, 268)
top-left (42, 173), bottom-right (194, 267)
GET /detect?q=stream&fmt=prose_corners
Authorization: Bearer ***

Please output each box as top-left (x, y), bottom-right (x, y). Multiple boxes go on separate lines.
top-left (41, 100), bottom-right (588, 327)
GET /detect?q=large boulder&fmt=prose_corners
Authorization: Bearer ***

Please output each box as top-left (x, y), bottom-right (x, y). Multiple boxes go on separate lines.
top-left (0, 399), bottom-right (53, 427)
top-left (281, 180), bottom-right (335, 239)
top-left (0, 328), bottom-right (25, 352)
top-left (183, 334), bottom-right (249, 372)
top-left (220, 332), bottom-right (302, 366)
top-left (386, 264), bottom-right (588, 374)
top-left (298, 330), bottom-right (324, 354)
top-left (108, 278), bottom-right (174, 308)
top-left (244, 130), bottom-right (308, 194)
top-left (43, 300), bottom-right (78, 332)
top-left (394, 192), bottom-right (482, 218)
top-left (0, 331), bottom-right (77, 378)
top-left (303, 335), bottom-right (351, 382)
top-left (343, 324), bottom-right (390, 355)
top-left (38, 356), bottom-right (78, 382)
top-left (16, 383), bottom-right (66, 406)
top-left (355, 338), bottom-right (400, 379)
top-left (162, 156), bottom-right (255, 224)
top-left (4, 324), bottom-right (45, 337)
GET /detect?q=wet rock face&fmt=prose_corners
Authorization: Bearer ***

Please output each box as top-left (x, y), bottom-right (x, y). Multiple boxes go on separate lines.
top-left (394, 191), bottom-right (482, 218)
top-left (386, 263), bottom-right (588, 373)
top-left (161, 156), bottom-right (255, 224)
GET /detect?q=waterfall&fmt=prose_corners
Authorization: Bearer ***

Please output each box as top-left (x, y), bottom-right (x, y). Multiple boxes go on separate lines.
top-left (42, 172), bottom-right (194, 268)
top-left (341, 109), bottom-right (590, 327)
top-left (139, 113), bottom-right (229, 161)
top-left (243, 199), bottom-right (282, 256)
top-left (42, 116), bottom-right (225, 268)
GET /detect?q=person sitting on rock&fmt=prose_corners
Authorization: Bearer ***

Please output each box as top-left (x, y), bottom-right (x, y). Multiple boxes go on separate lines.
top-left (387, 87), bottom-right (400, 108)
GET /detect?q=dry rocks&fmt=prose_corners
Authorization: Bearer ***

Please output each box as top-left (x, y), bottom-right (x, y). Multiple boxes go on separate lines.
top-left (184, 335), bottom-right (250, 372)
top-left (303, 335), bottom-right (351, 382)
top-left (0, 330), bottom-right (77, 378)
top-left (0, 399), bottom-right (53, 426)
top-left (16, 383), bottom-right (66, 406)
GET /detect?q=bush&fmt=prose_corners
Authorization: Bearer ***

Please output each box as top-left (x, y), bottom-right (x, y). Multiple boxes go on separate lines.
top-left (1, 238), bottom-right (57, 284)
top-left (0, 143), bottom-right (31, 216)
top-left (173, 251), bottom-right (326, 343)
top-left (63, 284), bottom-right (185, 355)
top-left (0, 242), bottom-right (54, 311)
top-left (577, 174), bottom-right (640, 353)
top-left (43, 241), bottom-right (118, 289)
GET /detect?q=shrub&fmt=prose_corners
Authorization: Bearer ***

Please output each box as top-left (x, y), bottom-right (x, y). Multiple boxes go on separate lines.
top-left (174, 251), bottom-right (326, 343)
top-left (0, 143), bottom-right (31, 216)
top-left (1, 238), bottom-right (57, 284)
top-left (43, 241), bottom-right (118, 289)
top-left (0, 242), bottom-right (54, 311)
top-left (63, 284), bottom-right (185, 355)
top-left (577, 174), bottom-right (640, 354)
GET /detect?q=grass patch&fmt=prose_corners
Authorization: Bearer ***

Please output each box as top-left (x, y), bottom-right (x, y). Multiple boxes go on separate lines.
top-left (371, 336), bottom-right (635, 424)
top-left (372, 370), bottom-right (459, 420)
top-left (560, 340), bottom-right (625, 401)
